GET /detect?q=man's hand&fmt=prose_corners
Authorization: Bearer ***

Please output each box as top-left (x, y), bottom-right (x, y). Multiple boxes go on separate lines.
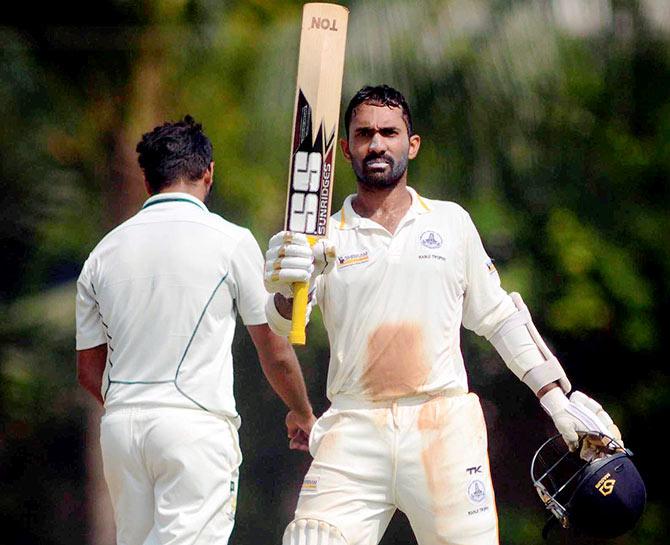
top-left (541, 388), bottom-right (623, 460)
top-left (570, 390), bottom-right (623, 460)
top-left (286, 410), bottom-right (316, 452)
top-left (264, 231), bottom-right (336, 297)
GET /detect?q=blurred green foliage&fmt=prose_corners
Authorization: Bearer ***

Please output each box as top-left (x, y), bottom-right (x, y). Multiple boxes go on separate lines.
top-left (0, 1), bottom-right (668, 544)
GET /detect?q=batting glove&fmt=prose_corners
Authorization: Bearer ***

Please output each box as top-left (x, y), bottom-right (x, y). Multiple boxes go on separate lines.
top-left (264, 231), bottom-right (336, 297)
top-left (540, 388), bottom-right (622, 461)
top-left (570, 390), bottom-right (623, 460)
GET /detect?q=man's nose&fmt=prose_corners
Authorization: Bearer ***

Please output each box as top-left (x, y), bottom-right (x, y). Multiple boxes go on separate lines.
top-left (368, 133), bottom-right (386, 153)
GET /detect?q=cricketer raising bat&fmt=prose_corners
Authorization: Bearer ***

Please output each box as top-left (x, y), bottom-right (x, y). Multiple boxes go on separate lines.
top-left (285, 2), bottom-right (349, 345)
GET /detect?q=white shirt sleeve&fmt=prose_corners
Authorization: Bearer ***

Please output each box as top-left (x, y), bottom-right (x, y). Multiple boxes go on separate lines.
top-left (75, 258), bottom-right (107, 350)
top-left (230, 229), bottom-right (268, 325)
top-left (461, 212), bottom-right (516, 338)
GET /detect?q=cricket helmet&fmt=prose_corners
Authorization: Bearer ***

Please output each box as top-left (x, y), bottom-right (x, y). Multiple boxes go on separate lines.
top-left (531, 433), bottom-right (646, 539)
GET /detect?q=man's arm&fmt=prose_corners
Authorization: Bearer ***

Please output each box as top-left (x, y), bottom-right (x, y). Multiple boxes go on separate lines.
top-left (246, 323), bottom-right (315, 451)
top-left (76, 344), bottom-right (107, 405)
top-left (459, 212), bottom-right (621, 456)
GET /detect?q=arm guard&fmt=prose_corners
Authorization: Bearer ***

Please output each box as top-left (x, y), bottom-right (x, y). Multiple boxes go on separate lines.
top-left (487, 292), bottom-right (571, 395)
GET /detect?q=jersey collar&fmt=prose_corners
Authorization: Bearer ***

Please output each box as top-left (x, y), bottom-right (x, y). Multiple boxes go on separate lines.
top-left (141, 192), bottom-right (208, 212)
top-left (335, 186), bottom-right (432, 230)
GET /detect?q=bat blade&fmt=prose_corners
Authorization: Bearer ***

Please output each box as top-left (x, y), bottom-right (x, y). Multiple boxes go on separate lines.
top-left (285, 2), bottom-right (348, 345)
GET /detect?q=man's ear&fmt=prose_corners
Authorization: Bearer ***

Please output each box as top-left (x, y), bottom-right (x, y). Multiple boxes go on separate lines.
top-left (204, 161), bottom-right (215, 188)
top-left (408, 134), bottom-right (421, 160)
top-left (340, 138), bottom-right (352, 162)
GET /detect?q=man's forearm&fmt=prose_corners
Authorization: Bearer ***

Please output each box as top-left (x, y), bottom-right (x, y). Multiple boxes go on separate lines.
top-left (80, 375), bottom-right (104, 404)
top-left (247, 324), bottom-right (312, 416)
top-left (76, 345), bottom-right (107, 405)
top-left (259, 352), bottom-right (312, 417)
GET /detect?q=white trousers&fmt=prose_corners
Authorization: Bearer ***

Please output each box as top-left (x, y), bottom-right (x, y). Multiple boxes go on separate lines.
top-left (100, 407), bottom-right (242, 545)
top-left (293, 392), bottom-right (499, 545)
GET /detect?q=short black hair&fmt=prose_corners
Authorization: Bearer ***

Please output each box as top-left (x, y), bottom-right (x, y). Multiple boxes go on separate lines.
top-left (344, 85), bottom-right (414, 137)
top-left (136, 115), bottom-right (213, 194)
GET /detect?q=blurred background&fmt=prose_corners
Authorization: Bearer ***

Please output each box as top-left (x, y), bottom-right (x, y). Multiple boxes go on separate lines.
top-left (1, 0), bottom-right (668, 544)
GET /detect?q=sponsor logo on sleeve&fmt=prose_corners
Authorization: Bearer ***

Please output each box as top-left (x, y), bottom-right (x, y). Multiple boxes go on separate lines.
top-left (301, 476), bottom-right (319, 493)
top-left (337, 249), bottom-right (369, 269)
top-left (485, 258), bottom-right (496, 274)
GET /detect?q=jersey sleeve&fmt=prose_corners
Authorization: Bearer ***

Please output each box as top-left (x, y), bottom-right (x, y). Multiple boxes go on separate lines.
top-left (75, 258), bottom-right (107, 350)
top-left (230, 229), bottom-right (268, 325)
top-left (461, 212), bottom-right (516, 337)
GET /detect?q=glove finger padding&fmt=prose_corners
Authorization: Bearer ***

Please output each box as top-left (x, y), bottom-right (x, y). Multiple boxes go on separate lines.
top-left (264, 231), bottom-right (338, 297)
top-left (264, 263), bottom-right (313, 297)
top-left (265, 243), bottom-right (313, 261)
top-left (264, 231), bottom-right (314, 297)
top-left (550, 413), bottom-right (581, 451)
top-left (265, 266), bottom-right (312, 284)
top-left (569, 391), bottom-right (623, 444)
top-left (268, 230), bottom-right (311, 249)
top-left (265, 257), bottom-right (314, 279)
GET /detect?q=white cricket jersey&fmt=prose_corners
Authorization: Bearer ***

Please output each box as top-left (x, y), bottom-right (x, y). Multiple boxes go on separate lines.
top-left (75, 192), bottom-right (267, 422)
top-left (314, 186), bottom-right (516, 402)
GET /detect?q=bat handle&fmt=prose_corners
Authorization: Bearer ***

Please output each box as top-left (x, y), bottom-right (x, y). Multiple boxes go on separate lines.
top-left (289, 281), bottom-right (309, 345)
top-left (288, 235), bottom-right (317, 346)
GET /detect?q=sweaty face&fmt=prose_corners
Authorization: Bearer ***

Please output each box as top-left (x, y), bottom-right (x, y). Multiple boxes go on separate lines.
top-left (346, 104), bottom-right (412, 189)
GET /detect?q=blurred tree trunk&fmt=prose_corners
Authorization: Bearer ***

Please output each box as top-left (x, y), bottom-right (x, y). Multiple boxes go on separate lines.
top-left (86, 30), bottom-right (167, 545)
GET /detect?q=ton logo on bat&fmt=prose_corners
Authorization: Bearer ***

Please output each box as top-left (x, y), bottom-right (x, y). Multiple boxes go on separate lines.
top-left (310, 17), bottom-right (340, 31)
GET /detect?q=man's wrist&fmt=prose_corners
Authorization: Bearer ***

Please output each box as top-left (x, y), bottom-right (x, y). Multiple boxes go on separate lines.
top-left (540, 386), bottom-right (570, 416)
top-left (274, 293), bottom-right (293, 319)
top-left (293, 405), bottom-right (314, 420)
top-left (536, 382), bottom-right (561, 399)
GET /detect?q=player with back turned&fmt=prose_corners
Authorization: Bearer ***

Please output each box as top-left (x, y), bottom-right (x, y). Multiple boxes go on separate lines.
top-left (75, 116), bottom-right (315, 545)
top-left (264, 86), bottom-right (623, 545)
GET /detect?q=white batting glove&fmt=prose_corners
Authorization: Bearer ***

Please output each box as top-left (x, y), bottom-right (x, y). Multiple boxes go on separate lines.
top-left (540, 388), bottom-right (622, 461)
top-left (570, 390), bottom-right (623, 460)
top-left (264, 231), bottom-right (336, 297)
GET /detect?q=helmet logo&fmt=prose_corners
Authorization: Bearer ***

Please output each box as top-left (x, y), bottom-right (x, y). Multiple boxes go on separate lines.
top-left (595, 472), bottom-right (616, 496)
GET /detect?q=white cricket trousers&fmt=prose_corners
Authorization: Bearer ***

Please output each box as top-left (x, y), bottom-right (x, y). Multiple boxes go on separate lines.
top-left (293, 392), bottom-right (498, 545)
top-left (100, 407), bottom-right (241, 545)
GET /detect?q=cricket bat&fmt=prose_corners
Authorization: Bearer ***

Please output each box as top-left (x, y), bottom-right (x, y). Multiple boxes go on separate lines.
top-left (285, 2), bottom-right (349, 345)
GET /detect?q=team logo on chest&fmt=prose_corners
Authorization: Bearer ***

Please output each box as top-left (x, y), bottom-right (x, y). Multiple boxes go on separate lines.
top-left (420, 230), bottom-right (443, 249)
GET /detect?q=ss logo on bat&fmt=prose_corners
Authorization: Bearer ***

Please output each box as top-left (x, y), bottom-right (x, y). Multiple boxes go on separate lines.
top-left (290, 151), bottom-right (322, 233)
